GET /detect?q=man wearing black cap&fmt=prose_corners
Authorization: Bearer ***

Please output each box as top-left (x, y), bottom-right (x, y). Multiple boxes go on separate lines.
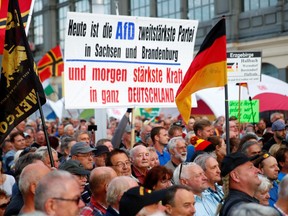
top-left (219, 152), bottom-right (261, 216)
top-left (119, 186), bottom-right (167, 216)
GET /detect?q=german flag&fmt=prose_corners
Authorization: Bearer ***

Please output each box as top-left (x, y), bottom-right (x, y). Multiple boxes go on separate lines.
top-left (175, 18), bottom-right (227, 124)
top-left (37, 45), bottom-right (64, 82)
top-left (236, 82), bottom-right (249, 94)
top-left (0, 0), bottom-right (32, 54)
top-left (236, 82), bottom-right (248, 88)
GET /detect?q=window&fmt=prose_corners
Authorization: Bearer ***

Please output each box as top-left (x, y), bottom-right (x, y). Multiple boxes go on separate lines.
top-left (103, 0), bottom-right (112, 14)
top-left (244, 0), bottom-right (277, 11)
top-left (188, 0), bottom-right (214, 21)
top-left (58, 5), bottom-right (70, 49)
top-left (157, 0), bottom-right (181, 18)
top-left (33, 15), bottom-right (43, 45)
top-left (30, 0), bottom-right (43, 45)
top-left (34, 0), bottom-right (43, 12)
top-left (75, 0), bottom-right (90, 12)
top-left (262, 63), bottom-right (278, 78)
top-left (131, 0), bottom-right (150, 17)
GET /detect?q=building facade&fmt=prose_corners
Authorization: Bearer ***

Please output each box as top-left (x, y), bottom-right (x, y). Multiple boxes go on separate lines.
top-left (29, 0), bottom-right (288, 98)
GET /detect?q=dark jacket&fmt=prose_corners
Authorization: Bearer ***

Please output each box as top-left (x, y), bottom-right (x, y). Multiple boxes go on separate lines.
top-left (263, 137), bottom-right (287, 151)
top-left (105, 206), bottom-right (119, 216)
top-left (219, 189), bottom-right (259, 216)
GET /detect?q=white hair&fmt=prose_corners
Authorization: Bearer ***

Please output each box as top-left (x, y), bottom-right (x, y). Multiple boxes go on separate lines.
top-left (257, 174), bottom-right (272, 193)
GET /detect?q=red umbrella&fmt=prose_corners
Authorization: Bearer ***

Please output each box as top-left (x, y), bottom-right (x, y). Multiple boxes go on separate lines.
top-left (253, 93), bottom-right (288, 112)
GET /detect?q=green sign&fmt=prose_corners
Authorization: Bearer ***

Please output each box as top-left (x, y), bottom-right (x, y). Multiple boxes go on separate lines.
top-left (139, 108), bottom-right (160, 119)
top-left (229, 100), bottom-right (259, 123)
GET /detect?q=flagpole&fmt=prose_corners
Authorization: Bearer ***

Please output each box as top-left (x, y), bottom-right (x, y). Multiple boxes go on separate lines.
top-left (25, 0), bottom-right (35, 35)
top-left (238, 84), bottom-right (241, 124)
top-left (36, 92), bottom-right (55, 167)
top-left (224, 84), bottom-right (230, 154)
top-left (249, 96), bottom-right (255, 125)
top-left (131, 107), bottom-right (136, 148)
top-left (237, 83), bottom-right (243, 134)
top-left (221, 16), bottom-right (230, 154)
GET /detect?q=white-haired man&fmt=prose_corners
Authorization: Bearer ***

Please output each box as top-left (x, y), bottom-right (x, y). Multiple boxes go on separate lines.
top-left (165, 137), bottom-right (187, 172)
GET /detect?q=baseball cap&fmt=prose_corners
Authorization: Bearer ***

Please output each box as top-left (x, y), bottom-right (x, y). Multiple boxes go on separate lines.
top-left (70, 142), bottom-right (96, 156)
top-left (59, 159), bottom-right (90, 176)
top-left (119, 186), bottom-right (168, 216)
top-left (94, 145), bottom-right (109, 157)
top-left (221, 152), bottom-right (257, 177)
top-left (272, 120), bottom-right (286, 131)
top-left (125, 125), bottom-right (132, 133)
top-left (23, 132), bottom-right (31, 138)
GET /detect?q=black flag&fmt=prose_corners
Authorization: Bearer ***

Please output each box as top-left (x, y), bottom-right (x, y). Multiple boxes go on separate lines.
top-left (0, 0), bottom-right (46, 143)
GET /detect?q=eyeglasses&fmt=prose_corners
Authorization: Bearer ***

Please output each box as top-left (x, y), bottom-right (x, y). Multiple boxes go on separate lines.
top-left (76, 175), bottom-right (87, 180)
top-left (113, 161), bottom-right (131, 168)
top-left (52, 197), bottom-right (81, 205)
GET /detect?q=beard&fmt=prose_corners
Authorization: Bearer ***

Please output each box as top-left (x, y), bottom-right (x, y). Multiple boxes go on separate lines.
top-left (175, 150), bottom-right (187, 162)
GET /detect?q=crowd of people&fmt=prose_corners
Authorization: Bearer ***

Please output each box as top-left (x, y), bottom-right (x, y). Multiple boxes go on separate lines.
top-left (1, 109), bottom-right (288, 216)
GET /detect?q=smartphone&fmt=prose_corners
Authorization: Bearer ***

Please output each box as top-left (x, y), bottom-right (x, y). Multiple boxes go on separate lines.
top-left (88, 125), bottom-right (97, 131)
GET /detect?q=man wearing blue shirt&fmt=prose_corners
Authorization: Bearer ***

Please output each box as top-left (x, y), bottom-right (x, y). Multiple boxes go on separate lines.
top-left (151, 126), bottom-right (170, 165)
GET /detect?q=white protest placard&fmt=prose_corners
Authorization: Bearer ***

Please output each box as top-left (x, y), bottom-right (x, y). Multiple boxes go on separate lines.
top-left (227, 52), bottom-right (262, 84)
top-left (64, 12), bottom-right (198, 109)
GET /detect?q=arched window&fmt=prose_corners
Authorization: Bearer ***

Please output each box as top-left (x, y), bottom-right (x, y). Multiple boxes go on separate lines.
top-left (262, 63), bottom-right (278, 78)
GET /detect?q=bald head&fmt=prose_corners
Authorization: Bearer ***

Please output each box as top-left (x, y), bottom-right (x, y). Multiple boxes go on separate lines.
top-left (19, 162), bottom-right (50, 195)
top-left (106, 176), bottom-right (138, 207)
top-left (89, 167), bottom-right (117, 196)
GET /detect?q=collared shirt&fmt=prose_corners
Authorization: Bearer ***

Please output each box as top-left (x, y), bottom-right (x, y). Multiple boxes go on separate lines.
top-left (269, 180), bottom-right (279, 207)
top-left (131, 165), bottom-right (147, 185)
top-left (156, 150), bottom-right (170, 165)
top-left (219, 189), bottom-right (259, 216)
top-left (205, 184), bottom-right (224, 204)
top-left (80, 196), bottom-right (106, 216)
top-left (194, 193), bottom-right (218, 216)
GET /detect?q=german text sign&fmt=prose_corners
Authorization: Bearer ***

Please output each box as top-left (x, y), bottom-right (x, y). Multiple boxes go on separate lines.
top-left (229, 100), bottom-right (259, 123)
top-left (64, 12), bottom-right (198, 109)
top-left (227, 52), bottom-right (262, 84)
